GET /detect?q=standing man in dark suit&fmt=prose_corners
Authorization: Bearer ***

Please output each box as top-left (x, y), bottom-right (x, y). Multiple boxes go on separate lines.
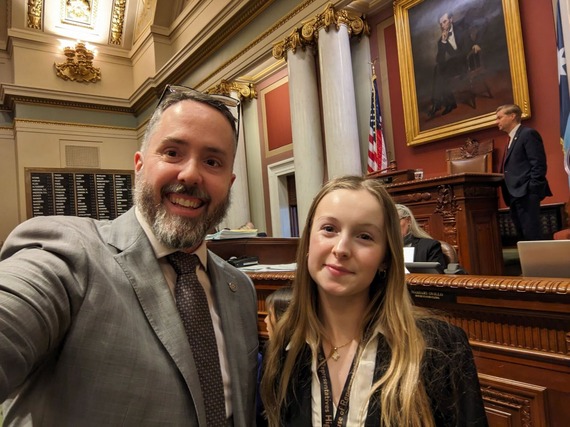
top-left (428, 11), bottom-right (481, 118)
top-left (0, 86), bottom-right (259, 426)
top-left (497, 103), bottom-right (552, 241)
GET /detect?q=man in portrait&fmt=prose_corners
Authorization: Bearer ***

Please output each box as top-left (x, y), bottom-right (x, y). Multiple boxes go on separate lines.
top-left (427, 11), bottom-right (482, 118)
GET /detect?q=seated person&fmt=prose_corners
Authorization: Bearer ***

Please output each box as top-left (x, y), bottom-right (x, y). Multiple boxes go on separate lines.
top-left (258, 287), bottom-right (293, 426)
top-left (263, 287), bottom-right (293, 339)
top-left (396, 204), bottom-right (447, 272)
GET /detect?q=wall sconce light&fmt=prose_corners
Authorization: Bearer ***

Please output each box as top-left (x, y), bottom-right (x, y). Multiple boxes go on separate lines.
top-left (54, 42), bottom-right (101, 83)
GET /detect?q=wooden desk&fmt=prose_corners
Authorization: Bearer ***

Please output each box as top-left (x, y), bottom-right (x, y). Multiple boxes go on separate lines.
top-left (207, 238), bottom-right (298, 340)
top-left (207, 237), bottom-right (298, 264)
top-left (382, 173), bottom-right (504, 275)
top-left (249, 271), bottom-right (570, 427)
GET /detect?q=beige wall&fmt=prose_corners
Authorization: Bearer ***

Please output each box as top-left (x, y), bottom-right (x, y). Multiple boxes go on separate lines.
top-left (0, 128), bottom-right (19, 243)
top-left (0, 120), bottom-right (139, 242)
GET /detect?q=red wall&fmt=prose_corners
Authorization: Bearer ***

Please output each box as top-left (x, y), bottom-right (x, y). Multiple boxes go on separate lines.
top-left (371, 1), bottom-right (569, 206)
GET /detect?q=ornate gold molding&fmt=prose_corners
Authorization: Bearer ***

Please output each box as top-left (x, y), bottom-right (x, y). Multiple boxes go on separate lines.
top-left (206, 80), bottom-right (257, 101)
top-left (309, 3), bottom-right (370, 39)
top-left (109, 0), bottom-right (127, 45)
top-left (272, 27), bottom-right (306, 61)
top-left (272, 3), bottom-right (370, 60)
top-left (27, 0), bottom-right (43, 30)
top-left (8, 96), bottom-right (133, 114)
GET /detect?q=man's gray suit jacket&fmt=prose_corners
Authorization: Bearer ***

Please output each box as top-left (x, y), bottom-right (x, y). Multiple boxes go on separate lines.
top-left (0, 208), bottom-right (259, 426)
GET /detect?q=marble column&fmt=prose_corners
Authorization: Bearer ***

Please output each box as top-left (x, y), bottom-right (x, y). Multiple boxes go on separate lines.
top-left (206, 81), bottom-right (255, 230)
top-left (274, 30), bottom-right (325, 233)
top-left (351, 33), bottom-right (373, 171)
top-left (315, 5), bottom-right (363, 178)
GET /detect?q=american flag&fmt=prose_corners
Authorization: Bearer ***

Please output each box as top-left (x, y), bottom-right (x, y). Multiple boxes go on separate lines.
top-left (367, 73), bottom-right (388, 173)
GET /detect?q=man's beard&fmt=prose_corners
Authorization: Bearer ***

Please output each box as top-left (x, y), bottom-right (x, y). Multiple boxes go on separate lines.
top-left (134, 175), bottom-right (231, 250)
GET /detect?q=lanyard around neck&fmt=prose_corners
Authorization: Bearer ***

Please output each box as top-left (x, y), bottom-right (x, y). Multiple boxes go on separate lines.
top-left (317, 346), bottom-right (359, 427)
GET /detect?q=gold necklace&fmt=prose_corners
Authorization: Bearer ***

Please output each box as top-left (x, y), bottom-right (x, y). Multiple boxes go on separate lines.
top-left (328, 339), bottom-right (353, 361)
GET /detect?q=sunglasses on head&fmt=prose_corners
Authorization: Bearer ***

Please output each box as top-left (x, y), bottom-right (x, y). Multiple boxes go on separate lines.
top-left (157, 84), bottom-right (241, 140)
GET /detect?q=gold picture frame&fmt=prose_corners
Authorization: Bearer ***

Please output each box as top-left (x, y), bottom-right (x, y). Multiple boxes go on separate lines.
top-left (394, 0), bottom-right (530, 145)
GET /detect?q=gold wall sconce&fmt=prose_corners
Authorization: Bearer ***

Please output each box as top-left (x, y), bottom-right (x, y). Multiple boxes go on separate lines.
top-left (55, 42), bottom-right (101, 83)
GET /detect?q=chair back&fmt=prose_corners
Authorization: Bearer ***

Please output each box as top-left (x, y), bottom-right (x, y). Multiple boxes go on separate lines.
top-left (439, 240), bottom-right (458, 265)
top-left (446, 138), bottom-right (494, 174)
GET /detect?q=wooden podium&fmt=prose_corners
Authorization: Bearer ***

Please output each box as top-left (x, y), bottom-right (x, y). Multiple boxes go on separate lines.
top-left (381, 173), bottom-right (504, 275)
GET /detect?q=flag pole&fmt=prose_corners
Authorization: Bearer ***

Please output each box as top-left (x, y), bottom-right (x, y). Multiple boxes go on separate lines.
top-left (367, 59), bottom-right (389, 173)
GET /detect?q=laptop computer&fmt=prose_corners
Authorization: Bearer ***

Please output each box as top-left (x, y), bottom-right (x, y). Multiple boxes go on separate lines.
top-left (405, 261), bottom-right (443, 274)
top-left (517, 240), bottom-right (570, 278)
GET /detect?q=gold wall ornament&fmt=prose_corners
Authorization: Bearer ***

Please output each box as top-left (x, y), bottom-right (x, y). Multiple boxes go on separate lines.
top-left (54, 42), bottom-right (101, 83)
top-left (272, 3), bottom-right (369, 60)
top-left (312, 3), bottom-right (367, 37)
top-left (300, 17), bottom-right (318, 43)
top-left (109, 0), bottom-right (127, 45)
top-left (272, 27), bottom-right (309, 60)
top-left (206, 81), bottom-right (257, 101)
top-left (27, 0), bottom-right (43, 30)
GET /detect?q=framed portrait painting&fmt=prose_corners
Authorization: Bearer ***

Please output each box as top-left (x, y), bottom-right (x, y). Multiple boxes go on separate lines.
top-left (394, 0), bottom-right (530, 145)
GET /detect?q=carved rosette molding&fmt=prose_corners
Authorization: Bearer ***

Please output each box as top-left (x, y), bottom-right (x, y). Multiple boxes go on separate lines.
top-left (27, 0), bottom-right (43, 30)
top-left (206, 81), bottom-right (257, 101)
top-left (109, 0), bottom-right (127, 45)
top-left (272, 2), bottom-right (369, 60)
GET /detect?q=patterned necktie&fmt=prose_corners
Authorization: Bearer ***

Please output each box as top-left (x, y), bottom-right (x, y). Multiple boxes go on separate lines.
top-left (168, 252), bottom-right (226, 426)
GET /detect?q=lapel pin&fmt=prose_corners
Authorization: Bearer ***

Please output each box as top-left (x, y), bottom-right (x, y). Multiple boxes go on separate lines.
top-left (228, 282), bottom-right (238, 292)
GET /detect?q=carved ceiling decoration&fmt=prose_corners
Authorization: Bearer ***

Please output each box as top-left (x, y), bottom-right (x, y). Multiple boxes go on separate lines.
top-left (61, 0), bottom-right (98, 29)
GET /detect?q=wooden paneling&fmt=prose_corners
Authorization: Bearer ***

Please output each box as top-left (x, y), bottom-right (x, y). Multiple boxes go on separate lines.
top-left (207, 237), bottom-right (298, 265)
top-left (380, 173), bottom-right (504, 275)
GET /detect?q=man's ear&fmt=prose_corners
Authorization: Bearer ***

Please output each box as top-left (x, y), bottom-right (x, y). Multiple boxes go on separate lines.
top-left (134, 151), bottom-right (143, 172)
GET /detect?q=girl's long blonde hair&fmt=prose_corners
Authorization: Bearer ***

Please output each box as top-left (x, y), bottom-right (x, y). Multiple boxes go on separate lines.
top-left (260, 175), bottom-right (436, 427)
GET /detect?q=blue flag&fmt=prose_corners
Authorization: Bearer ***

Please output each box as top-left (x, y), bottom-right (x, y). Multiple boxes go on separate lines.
top-left (557, 0), bottom-right (570, 185)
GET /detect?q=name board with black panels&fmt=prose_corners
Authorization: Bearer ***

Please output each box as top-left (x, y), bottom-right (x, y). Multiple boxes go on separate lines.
top-left (26, 168), bottom-right (134, 220)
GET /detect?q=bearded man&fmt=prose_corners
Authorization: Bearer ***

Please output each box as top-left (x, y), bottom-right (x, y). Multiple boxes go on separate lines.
top-left (0, 86), bottom-right (258, 426)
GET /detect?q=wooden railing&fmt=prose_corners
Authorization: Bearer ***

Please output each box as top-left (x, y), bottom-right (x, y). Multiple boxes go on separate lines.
top-left (251, 272), bottom-right (570, 427)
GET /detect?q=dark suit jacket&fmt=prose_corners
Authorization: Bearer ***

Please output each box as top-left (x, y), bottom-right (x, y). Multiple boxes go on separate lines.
top-left (436, 22), bottom-right (474, 78)
top-left (406, 235), bottom-right (447, 272)
top-left (502, 125), bottom-right (552, 203)
top-left (0, 208), bottom-right (258, 426)
top-left (279, 320), bottom-right (488, 426)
